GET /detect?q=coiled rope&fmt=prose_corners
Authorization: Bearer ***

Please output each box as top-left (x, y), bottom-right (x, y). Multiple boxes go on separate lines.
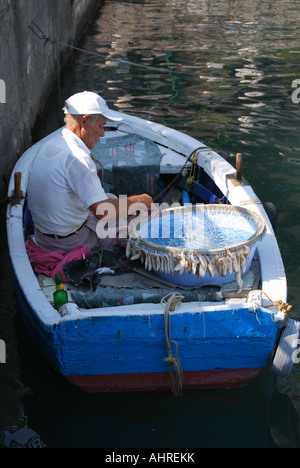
top-left (161, 293), bottom-right (184, 396)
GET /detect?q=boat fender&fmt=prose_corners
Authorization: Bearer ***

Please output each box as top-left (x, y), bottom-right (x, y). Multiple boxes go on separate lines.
top-left (271, 319), bottom-right (300, 377)
top-left (263, 201), bottom-right (278, 231)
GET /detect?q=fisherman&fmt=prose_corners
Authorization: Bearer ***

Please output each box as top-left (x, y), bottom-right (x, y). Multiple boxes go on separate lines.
top-left (27, 91), bottom-right (156, 253)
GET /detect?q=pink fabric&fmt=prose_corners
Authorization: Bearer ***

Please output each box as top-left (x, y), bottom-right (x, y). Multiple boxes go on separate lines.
top-left (26, 237), bottom-right (91, 283)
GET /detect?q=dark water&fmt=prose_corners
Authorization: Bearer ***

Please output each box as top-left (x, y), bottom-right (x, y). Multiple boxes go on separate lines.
top-left (1, 0), bottom-right (300, 448)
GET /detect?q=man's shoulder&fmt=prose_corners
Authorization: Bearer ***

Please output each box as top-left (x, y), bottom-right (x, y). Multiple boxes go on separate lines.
top-left (62, 128), bottom-right (90, 157)
top-left (41, 128), bottom-right (68, 150)
top-left (41, 129), bottom-right (87, 156)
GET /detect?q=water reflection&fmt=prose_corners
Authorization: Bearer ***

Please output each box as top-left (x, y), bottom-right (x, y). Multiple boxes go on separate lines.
top-left (60, 0), bottom-right (300, 157)
top-left (14, 320), bottom-right (300, 448)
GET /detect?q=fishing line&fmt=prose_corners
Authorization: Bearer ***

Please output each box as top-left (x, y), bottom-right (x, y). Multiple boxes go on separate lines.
top-left (28, 21), bottom-right (194, 115)
top-left (28, 21), bottom-right (193, 76)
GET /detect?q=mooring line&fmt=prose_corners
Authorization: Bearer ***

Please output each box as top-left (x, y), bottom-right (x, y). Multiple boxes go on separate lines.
top-left (28, 21), bottom-right (192, 76)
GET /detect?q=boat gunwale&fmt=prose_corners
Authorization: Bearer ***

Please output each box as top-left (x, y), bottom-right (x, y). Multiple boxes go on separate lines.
top-left (6, 112), bottom-right (287, 327)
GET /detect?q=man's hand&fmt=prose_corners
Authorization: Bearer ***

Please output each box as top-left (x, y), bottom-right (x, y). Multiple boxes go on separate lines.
top-left (89, 193), bottom-right (158, 221)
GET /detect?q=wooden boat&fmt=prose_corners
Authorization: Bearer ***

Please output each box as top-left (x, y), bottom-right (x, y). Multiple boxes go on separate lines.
top-left (6, 112), bottom-right (300, 394)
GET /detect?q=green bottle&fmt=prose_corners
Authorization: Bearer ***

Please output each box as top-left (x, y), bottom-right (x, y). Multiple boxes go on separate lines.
top-left (53, 274), bottom-right (68, 310)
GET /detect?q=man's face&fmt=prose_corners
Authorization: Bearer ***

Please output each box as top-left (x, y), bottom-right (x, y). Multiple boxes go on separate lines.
top-left (80, 115), bottom-right (107, 149)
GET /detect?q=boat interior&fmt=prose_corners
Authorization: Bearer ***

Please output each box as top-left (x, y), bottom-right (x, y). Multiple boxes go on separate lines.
top-left (23, 127), bottom-right (262, 311)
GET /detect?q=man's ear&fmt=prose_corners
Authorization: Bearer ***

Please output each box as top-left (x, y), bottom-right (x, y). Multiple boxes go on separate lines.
top-left (81, 114), bottom-right (91, 126)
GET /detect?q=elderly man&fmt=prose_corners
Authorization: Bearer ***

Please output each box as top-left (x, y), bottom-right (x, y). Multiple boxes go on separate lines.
top-left (27, 91), bottom-right (155, 253)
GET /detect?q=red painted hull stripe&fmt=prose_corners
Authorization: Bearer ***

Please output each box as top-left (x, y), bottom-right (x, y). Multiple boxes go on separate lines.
top-left (66, 368), bottom-right (261, 393)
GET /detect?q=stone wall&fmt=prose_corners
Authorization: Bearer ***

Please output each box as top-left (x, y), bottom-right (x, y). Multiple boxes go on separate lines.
top-left (0, 0), bottom-right (98, 200)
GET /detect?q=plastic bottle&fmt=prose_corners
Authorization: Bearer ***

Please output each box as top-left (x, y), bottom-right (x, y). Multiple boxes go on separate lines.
top-left (53, 274), bottom-right (68, 310)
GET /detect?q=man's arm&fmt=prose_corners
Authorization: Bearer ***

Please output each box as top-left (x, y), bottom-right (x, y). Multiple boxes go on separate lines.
top-left (89, 194), bottom-right (157, 221)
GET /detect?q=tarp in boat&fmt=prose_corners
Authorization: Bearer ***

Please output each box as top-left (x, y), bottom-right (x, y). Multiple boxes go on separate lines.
top-left (92, 134), bottom-right (162, 197)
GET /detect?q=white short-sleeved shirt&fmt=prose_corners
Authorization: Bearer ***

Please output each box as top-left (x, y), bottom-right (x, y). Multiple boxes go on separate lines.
top-left (27, 128), bottom-right (108, 236)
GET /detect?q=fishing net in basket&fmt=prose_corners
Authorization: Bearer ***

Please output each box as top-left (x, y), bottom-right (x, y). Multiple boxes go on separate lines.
top-left (126, 204), bottom-right (266, 292)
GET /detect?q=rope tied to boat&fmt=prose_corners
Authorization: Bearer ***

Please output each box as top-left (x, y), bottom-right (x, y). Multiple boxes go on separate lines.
top-left (186, 152), bottom-right (199, 186)
top-left (28, 20), bottom-right (194, 119)
top-left (161, 293), bottom-right (184, 396)
top-left (267, 297), bottom-right (292, 327)
top-left (246, 290), bottom-right (292, 326)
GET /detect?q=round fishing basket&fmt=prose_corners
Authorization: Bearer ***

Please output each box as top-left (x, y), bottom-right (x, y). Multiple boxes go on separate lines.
top-left (126, 204), bottom-right (266, 289)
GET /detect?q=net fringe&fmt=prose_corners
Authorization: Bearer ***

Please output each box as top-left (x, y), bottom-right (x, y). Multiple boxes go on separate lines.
top-left (126, 206), bottom-right (266, 293)
top-left (126, 240), bottom-right (250, 293)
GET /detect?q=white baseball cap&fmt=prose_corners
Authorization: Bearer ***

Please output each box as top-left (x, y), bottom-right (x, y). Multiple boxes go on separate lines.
top-left (63, 91), bottom-right (123, 121)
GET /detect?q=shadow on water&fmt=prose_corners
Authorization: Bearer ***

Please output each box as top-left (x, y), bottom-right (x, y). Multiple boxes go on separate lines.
top-left (0, 209), bottom-right (41, 447)
top-left (5, 306), bottom-right (300, 449)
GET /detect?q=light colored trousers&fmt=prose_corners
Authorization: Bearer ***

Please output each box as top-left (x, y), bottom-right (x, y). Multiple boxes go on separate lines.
top-left (34, 194), bottom-right (126, 253)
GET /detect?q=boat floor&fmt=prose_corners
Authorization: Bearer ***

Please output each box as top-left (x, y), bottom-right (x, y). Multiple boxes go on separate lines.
top-left (39, 254), bottom-right (261, 311)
